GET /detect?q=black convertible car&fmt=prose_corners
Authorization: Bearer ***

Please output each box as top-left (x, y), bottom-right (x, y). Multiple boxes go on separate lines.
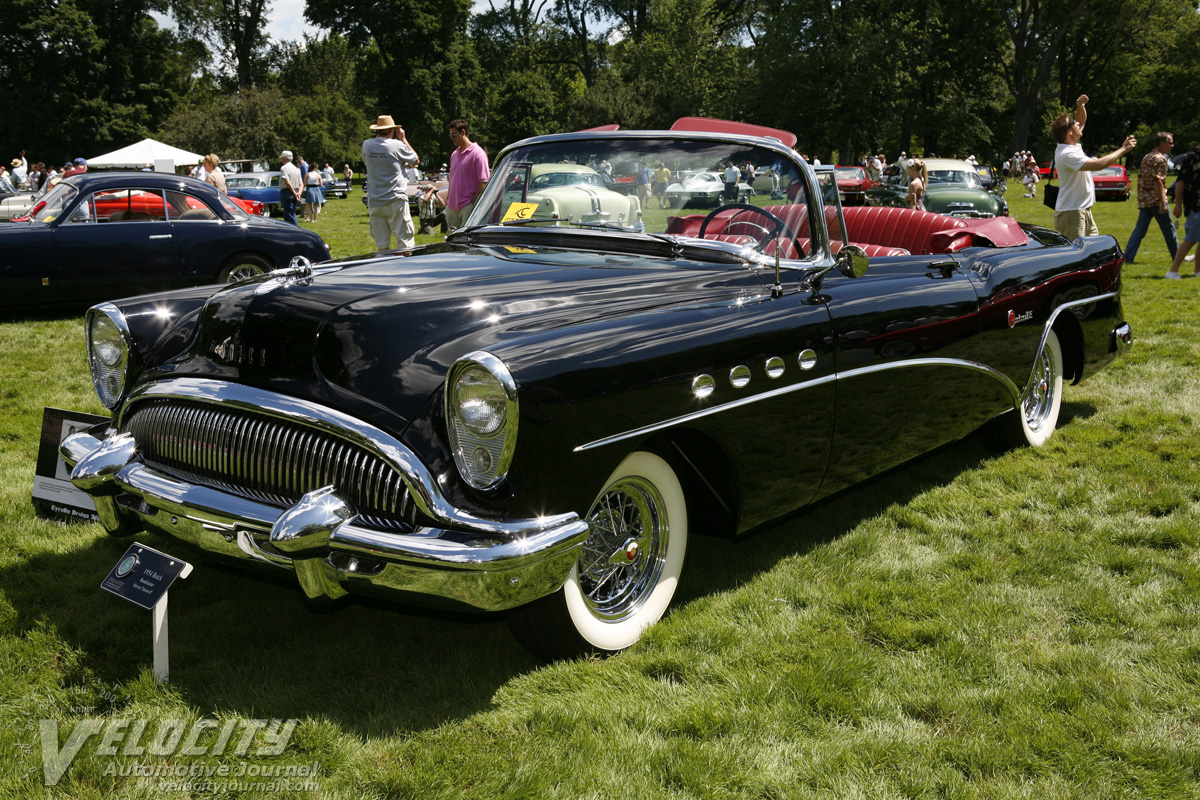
top-left (62, 120), bottom-right (1131, 660)
top-left (1, 172), bottom-right (330, 312)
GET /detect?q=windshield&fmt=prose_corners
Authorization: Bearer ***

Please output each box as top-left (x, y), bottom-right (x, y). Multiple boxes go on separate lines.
top-left (1098, 167), bottom-right (1124, 176)
top-left (218, 194), bottom-right (250, 218)
top-left (227, 176), bottom-right (269, 188)
top-left (467, 137), bottom-right (813, 248)
top-left (928, 169), bottom-right (982, 188)
top-left (835, 167), bottom-right (865, 180)
top-left (32, 184), bottom-right (78, 223)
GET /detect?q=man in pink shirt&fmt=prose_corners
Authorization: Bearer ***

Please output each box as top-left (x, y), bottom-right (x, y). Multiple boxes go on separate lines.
top-left (446, 119), bottom-right (489, 231)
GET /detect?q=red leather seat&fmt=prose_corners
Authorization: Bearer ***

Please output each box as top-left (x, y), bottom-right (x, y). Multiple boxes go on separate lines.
top-left (840, 206), bottom-right (971, 255)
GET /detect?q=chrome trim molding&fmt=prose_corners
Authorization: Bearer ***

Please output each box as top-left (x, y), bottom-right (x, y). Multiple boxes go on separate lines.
top-left (574, 356), bottom-right (1020, 452)
top-left (1026, 291), bottom-right (1117, 394)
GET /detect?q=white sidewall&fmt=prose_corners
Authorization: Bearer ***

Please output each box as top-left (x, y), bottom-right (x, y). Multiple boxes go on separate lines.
top-left (1023, 329), bottom-right (1063, 447)
top-left (563, 451), bottom-right (687, 652)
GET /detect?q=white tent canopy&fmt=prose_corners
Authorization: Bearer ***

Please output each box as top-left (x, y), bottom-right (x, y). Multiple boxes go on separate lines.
top-left (87, 138), bottom-right (205, 170)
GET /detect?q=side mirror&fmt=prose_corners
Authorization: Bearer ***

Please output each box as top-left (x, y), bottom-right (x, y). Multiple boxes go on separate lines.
top-left (835, 245), bottom-right (869, 279)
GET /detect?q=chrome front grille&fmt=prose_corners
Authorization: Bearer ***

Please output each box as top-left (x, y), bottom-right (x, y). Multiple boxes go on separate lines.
top-left (124, 399), bottom-right (418, 531)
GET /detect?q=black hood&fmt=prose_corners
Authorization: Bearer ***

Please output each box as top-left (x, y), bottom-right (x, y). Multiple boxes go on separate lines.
top-left (164, 241), bottom-right (765, 436)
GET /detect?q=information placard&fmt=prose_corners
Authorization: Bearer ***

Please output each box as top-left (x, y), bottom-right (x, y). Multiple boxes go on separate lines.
top-left (31, 407), bottom-right (109, 523)
top-left (101, 544), bottom-right (192, 610)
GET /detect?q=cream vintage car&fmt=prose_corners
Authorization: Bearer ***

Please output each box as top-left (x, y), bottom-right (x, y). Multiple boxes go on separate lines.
top-left (664, 170), bottom-right (753, 208)
top-left (502, 163), bottom-right (643, 226)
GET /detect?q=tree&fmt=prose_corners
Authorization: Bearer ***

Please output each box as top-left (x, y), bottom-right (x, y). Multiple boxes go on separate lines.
top-left (304, 0), bottom-right (475, 157)
top-left (169, 0), bottom-right (273, 88)
top-left (0, 0), bottom-right (203, 167)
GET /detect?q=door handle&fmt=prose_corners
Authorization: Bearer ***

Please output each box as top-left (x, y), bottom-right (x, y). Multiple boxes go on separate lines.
top-left (149, 234), bottom-right (172, 240)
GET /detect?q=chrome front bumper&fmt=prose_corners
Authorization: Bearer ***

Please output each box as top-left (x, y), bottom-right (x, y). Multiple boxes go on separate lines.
top-left (62, 425), bottom-right (589, 612)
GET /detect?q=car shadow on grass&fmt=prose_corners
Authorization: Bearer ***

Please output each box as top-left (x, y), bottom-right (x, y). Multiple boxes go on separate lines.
top-left (2, 410), bottom-right (1094, 737)
top-left (2, 525), bottom-right (538, 738)
top-left (677, 405), bottom-right (1094, 603)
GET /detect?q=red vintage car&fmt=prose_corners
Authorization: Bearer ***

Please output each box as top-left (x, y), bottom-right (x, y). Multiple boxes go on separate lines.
top-left (834, 165), bottom-right (877, 206)
top-left (1093, 165), bottom-right (1131, 201)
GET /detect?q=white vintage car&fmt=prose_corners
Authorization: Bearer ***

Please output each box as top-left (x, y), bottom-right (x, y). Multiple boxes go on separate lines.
top-left (664, 170), bottom-right (752, 208)
top-left (0, 190), bottom-right (41, 219)
top-left (503, 163), bottom-right (643, 226)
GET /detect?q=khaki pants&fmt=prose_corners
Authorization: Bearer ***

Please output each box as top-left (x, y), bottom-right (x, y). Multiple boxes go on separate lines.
top-left (446, 198), bottom-right (477, 232)
top-left (1053, 208), bottom-right (1099, 240)
top-left (368, 199), bottom-right (414, 250)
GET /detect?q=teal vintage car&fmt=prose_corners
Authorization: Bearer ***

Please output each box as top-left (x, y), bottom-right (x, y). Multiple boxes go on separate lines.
top-left (872, 158), bottom-right (1009, 218)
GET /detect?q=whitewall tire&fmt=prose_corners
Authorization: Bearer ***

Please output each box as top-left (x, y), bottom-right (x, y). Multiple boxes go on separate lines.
top-left (508, 450), bottom-right (688, 659)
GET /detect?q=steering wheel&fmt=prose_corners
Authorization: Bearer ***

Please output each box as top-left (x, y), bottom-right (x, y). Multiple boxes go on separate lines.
top-left (696, 203), bottom-right (797, 253)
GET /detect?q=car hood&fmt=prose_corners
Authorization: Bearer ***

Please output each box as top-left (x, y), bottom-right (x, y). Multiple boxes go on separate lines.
top-left (925, 186), bottom-right (1000, 209)
top-left (162, 241), bottom-right (764, 435)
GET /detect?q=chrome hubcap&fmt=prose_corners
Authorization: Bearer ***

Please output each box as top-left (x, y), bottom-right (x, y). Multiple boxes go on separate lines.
top-left (1023, 347), bottom-right (1056, 432)
top-left (579, 477), bottom-right (667, 621)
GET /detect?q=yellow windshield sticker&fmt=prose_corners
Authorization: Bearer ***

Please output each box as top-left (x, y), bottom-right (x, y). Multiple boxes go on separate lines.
top-left (501, 202), bottom-right (539, 223)
top-left (503, 246), bottom-right (537, 254)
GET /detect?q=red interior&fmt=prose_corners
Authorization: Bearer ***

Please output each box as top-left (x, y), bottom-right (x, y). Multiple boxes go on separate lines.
top-left (665, 204), bottom-right (1028, 259)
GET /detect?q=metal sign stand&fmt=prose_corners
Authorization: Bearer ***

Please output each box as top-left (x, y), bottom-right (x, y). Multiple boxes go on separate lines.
top-left (101, 544), bottom-right (193, 683)
top-left (152, 565), bottom-right (193, 682)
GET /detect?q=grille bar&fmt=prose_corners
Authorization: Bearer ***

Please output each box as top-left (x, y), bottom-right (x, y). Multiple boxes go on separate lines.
top-left (125, 399), bottom-right (418, 531)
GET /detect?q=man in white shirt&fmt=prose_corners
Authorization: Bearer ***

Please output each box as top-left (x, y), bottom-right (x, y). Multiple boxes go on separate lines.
top-left (723, 161), bottom-right (741, 200)
top-left (362, 114), bottom-right (419, 250)
top-left (1050, 94), bottom-right (1137, 239)
top-left (11, 158), bottom-right (27, 188)
top-left (279, 151), bottom-right (304, 225)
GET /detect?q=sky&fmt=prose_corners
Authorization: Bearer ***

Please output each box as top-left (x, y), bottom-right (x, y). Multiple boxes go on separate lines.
top-left (264, 0), bottom-right (321, 43)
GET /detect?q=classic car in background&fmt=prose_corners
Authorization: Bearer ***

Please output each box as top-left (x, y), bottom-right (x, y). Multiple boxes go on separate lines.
top-left (974, 164), bottom-right (1004, 193)
top-left (1, 189), bottom-right (41, 219)
top-left (0, 172), bottom-right (329, 312)
top-left (62, 123), bottom-right (1130, 663)
top-left (1093, 165), bottom-right (1131, 201)
top-left (323, 174), bottom-right (351, 199)
top-left (875, 158), bottom-right (1009, 217)
top-left (664, 170), bottom-right (752, 207)
top-left (833, 165), bottom-right (877, 205)
top-left (226, 171), bottom-right (283, 214)
top-left (502, 162), bottom-right (643, 224)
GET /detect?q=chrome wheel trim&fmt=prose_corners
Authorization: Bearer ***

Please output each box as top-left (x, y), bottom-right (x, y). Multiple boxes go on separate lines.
top-left (1023, 344), bottom-right (1057, 433)
top-left (578, 476), bottom-right (668, 622)
top-left (226, 262), bottom-right (266, 282)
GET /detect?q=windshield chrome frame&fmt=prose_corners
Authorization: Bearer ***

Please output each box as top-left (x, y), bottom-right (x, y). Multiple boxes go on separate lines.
top-left (458, 130), bottom-right (837, 270)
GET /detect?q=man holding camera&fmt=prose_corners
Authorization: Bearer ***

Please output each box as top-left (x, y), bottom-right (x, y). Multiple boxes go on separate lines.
top-left (1049, 94), bottom-right (1137, 240)
top-left (363, 114), bottom-right (419, 250)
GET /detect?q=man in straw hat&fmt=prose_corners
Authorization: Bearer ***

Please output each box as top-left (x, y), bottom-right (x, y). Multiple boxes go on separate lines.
top-left (362, 114), bottom-right (420, 250)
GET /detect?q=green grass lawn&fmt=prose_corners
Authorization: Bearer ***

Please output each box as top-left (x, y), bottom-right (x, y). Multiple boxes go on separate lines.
top-left (2, 188), bottom-right (1198, 798)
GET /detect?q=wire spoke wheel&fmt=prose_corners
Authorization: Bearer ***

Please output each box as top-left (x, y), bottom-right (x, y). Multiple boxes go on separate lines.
top-left (578, 477), bottom-right (667, 622)
top-left (507, 451), bottom-right (688, 659)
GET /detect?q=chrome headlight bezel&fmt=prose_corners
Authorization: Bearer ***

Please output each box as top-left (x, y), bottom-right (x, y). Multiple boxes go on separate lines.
top-left (445, 352), bottom-right (518, 490)
top-left (86, 303), bottom-right (132, 410)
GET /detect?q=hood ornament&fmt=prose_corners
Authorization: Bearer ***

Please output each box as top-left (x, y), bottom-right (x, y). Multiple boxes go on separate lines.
top-left (254, 256), bottom-right (315, 296)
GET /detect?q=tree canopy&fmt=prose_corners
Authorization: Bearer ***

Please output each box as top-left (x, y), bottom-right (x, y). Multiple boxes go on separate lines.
top-left (2, 0), bottom-right (1197, 171)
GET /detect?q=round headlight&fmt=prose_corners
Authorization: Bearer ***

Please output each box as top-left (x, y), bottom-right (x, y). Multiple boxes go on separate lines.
top-left (445, 352), bottom-right (519, 491)
top-left (454, 365), bottom-right (507, 436)
top-left (87, 305), bottom-right (130, 409)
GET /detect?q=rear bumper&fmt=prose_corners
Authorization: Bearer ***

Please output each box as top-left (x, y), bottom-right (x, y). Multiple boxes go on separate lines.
top-left (62, 424), bottom-right (589, 612)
